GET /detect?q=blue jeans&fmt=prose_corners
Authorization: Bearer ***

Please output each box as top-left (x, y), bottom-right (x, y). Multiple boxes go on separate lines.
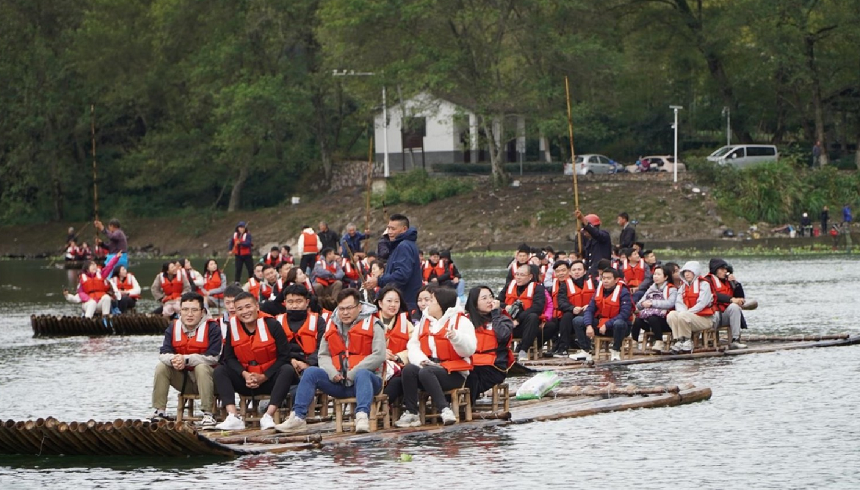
top-left (293, 366), bottom-right (382, 419)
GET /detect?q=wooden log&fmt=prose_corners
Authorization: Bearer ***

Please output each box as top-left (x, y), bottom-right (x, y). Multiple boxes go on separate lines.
top-left (40, 417), bottom-right (77, 455)
top-left (24, 419), bottom-right (65, 455)
top-left (556, 385), bottom-right (681, 397)
top-left (140, 421), bottom-right (184, 455)
top-left (214, 433), bottom-right (324, 445)
top-left (90, 421), bottom-right (129, 455)
top-left (0, 421), bottom-right (27, 454)
top-left (739, 333), bottom-right (849, 342)
top-left (58, 421), bottom-right (100, 455)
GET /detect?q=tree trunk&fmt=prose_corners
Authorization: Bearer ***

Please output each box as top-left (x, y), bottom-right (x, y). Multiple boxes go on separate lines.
top-left (806, 35), bottom-right (829, 165)
top-left (319, 137), bottom-right (333, 183)
top-left (855, 131), bottom-right (860, 171)
top-left (540, 136), bottom-right (552, 163)
top-left (482, 116), bottom-right (509, 187)
top-left (228, 162), bottom-right (249, 212)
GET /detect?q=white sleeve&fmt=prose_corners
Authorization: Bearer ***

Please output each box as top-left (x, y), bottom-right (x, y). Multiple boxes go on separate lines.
top-left (449, 315), bottom-right (477, 358)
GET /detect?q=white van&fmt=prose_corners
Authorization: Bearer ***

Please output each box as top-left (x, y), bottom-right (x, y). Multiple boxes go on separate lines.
top-left (706, 145), bottom-right (778, 168)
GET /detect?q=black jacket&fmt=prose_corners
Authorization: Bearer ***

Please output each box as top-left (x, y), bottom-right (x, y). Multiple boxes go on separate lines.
top-left (619, 224), bottom-right (637, 248)
top-left (581, 223), bottom-right (612, 277)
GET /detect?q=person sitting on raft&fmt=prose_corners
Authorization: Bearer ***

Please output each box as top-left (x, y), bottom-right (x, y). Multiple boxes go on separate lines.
top-left (374, 285), bottom-right (414, 404)
top-left (463, 285), bottom-right (513, 405)
top-left (545, 259), bottom-right (595, 357)
top-left (151, 261), bottom-right (191, 318)
top-left (633, 265), bottom-right (677, 353)
top-left (395, 286), bottom-right (476, 428)
top-left (200, 259), bottom-right (226, 309)
top-left (275, 288), bottom-right (386, 434)
top-left (274, 285), bottom-right (325, 368)
top-left (214, 292), bottom-right (304, 430)
top-left (705, 258), bottom-right (748, 350)
top-left (410, 285), bottom-right (433, 323)
top-left (63, 253), bottom-right (121, 318)
top-left (572, 267), bottom-right (633, 362)
top-left (666, 261), bottom-right (714, 353)
top-left (109, 265), bottom-right (141, 314)
top-left (150, 292), bottom-right (222, 426)
top-left (499, 263), bottom-right (546, 361)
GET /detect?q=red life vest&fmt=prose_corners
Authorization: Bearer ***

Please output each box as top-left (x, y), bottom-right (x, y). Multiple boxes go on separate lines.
top-left (262, 252), bottom-right (281, 267)
top-left (592, 283), bottom-right (625, 328)
top-left (324, 316), bottom-right (376, 372)
top-left (302, 278), bottom-right (315, 295)
top-left (681, 278), bottom-right (715, 316)
top-left (321, 310), bottom-right (332, 323)
top-left (203, 270), bottom-right (224, 299)
top-left (302, 231), bottom-right (319, 254)
top-left (246, 278), bottom-right (262, 301)
top-left (504, 281), bottom-right (535, 310)
top-left (314, 260), bottom-right (338, 287)
top-left (622, 258), bottom-right (646, 287)
top-left (260, 281), bottom-right (275, 301)
top-left (382, 312), bottom-right (411, 354)
top-left (276, 312), bottom-right (320, 355)
top-left (471, 317), bottom-right (514, 370)
top-left (417, 313), bottom-right (473, 373)
top-left (342, 258), bottom-right (359, 281)
top-left (232, 232), bottom-right (252, 256)
top-left (229, 317), bottom-right (278, 374)
top-left (111, 273), bottom-right (140, 299)
top-left (80, 271), bottom-right (110, 301)
top-left (551, 277), bottom-right (595, 317)
top-left (705, 274), bottom-right (733, 312)
top-left (422, 260), bottom-right (448, 282)
top-left (160, 273), bottom-right (184, 302)
top-left (171, 319), bottom-right (214, 370)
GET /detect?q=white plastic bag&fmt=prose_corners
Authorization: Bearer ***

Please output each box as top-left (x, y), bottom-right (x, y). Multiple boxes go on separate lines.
top-left (515, 371), bottom-right (560, 400)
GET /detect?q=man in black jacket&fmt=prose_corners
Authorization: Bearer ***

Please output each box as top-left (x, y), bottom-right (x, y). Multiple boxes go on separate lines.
top-left (618, 212), bottom-right (636, 249)
top-left (317, 221), bottom-right (340, 251)
top-left (575, 210), bottom-right (613, 278)
top-left (499, 263), bottom-right (546, 361)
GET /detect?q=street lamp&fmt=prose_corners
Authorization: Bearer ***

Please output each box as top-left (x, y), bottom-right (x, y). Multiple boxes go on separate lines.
top-left (721, 106), bottom-right (731, 146)
top-left (332, 69), bottom-right (389, 178)
top-left (670, 105), bottom-right (683, 184)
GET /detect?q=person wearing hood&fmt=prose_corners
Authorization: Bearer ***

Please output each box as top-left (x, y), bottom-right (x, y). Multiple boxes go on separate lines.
top-left (572, 267), bottom-right (632, 362)
top-left (150, 292), bottom-right (222, 427)
top-left (574, 210), bottom-right (613, 278)
top-left (274, 284), bottom-right (326, 367)
top-left (800, 213), bottom-right (812, 237)
top-left (633, 265), bottom-right (677, 353)
top-left (363, 214), bottom-right (422, 312)
top-left (705, 258), bottom-right (748, 349)
top-left (276, 288), bottom-right (386, 434)
top-left (666, 261), bottom-right (715, 353)
top-left (395, 286), bottom-right (477, 427)
top-left (228, 221), bottom-right (254, 283)
top-left (297, 225), bottom-right (323, 275)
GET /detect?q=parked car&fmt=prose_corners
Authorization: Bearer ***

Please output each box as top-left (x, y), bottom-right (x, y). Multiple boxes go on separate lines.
top-left (562, 154), bottom-right (621, 175)
top-left (706, 144), bottom-right (778, 168)
top-left (625, 155), bottom-right (687, 173)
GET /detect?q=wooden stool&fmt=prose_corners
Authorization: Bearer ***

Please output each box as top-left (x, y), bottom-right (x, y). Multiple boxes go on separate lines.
top-left (643, 331), bottom-right (674, 354)
top-left (176, 394), bottom-right (201, 422)
top-left (513, 338), bottom-right (540, 361)
top-left (333, 394), bottom-right (390, 433)
top-left (306, 391), bottom-right (331, 421)
top-left (418, 387), bottom-right (472, 425)
top-left (238, 395), bottom-right (281, 426)
top-left (490, 383), bottom-right (510, 413)
top-left (593, 336), bottom-right (634, 361)
top-left (713, 325), bottom-right (732, 350)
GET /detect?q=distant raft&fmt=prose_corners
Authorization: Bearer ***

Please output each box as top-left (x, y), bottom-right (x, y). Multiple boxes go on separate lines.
top-left (30, 314), bottom-right (169, 337)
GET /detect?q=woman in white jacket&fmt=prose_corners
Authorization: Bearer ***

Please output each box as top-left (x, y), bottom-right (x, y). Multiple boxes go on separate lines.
top-left (395, 286), bottom-right (476, 427)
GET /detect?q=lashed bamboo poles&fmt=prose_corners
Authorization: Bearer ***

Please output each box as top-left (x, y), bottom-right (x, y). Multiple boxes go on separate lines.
top-left (30, 314), bottom-right (169, 337)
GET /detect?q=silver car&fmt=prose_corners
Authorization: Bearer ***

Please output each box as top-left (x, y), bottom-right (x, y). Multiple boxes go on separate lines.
top-left (625, 155), bottom-right (686, 173)
top-left (570, 154), bottom-right (618, 175)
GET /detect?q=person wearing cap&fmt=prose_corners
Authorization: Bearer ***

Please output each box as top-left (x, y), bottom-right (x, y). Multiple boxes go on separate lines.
top-left (617, 212), bottom-right (636, 249)
top-left (229, 222), bottom-right (254, 283)
top-left (574, 210), bottom-right (613, 278)
top-left (705, 258), bottom-right (747, 349)
top-left (666, 261), bottom-right (715, 353)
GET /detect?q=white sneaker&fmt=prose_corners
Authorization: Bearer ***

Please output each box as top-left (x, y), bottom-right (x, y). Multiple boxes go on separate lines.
top-left (214, 413), bottom-right (245, 431)
top-left (730, 339), bottom-right (748, 350)
top-left (570, 349), bottom-right (592, 361)
top-left (274, 412), bottom-right (306, 433)
top-left (680, 339), bottom-right (693, 352)
top-left (354, 412), bottom-right (370, 433)
top-left (259, 413), bottom-right (276, 430)
top-left (440, 407), bottom-right (457, 426)
top-left (394, 411), bottom-right (422, 428)
top-left (670, 339), bottom-right (684, 353)
top-left (652, 340), bottom-right (664, 352)
top-left (517, 350), bottom-right (529, 361)
top-left (609, 349), bottom-right (621, 361)
top-left (196, 413), bottom-right (217, 428)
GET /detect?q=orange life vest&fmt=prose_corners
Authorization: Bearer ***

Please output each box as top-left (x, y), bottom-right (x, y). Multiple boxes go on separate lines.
top-left (314, 260), bottom-right (338, 287)
top-left (276, 312), bottom-right (320, 356)
top-left (422, 260), bottom-right (448, 282)
top-left (171, 319), bottom-right (215, 370)
top-left (417, 313), bottom-right (473, 373)
top-left (262, 252), bottom-right (281, 267)
top-left (229, 317), bottom-right (278, 374)
top-left (681, 278), bottom-right (715, 316)
top-left (551, 277), bottom-right (595, 318)
top-left (504, 281), bottom-right (535, 310)
top-left (302, 231), bottom-right (319, 254)
top-left (592, 283), bottom-right (626, 328)
top-left (471, 317), bottom-right (514, 370)
top-left (705, 274), bottom-right (733, 313)
top-left (342, 258), bottom-right (359, 281)
top-left (245, 277), bottom-right (261, 300)
top-left (160, 273), bottom-right (184, 302)
top-left (382, 312), bottom-right (411, 354)
top-left (203, 270), bottom-right (224, 299)
top-left (324, 316), bottom-right (376, 372)
top-left (622, 258), bottom-right (646, 287)
top-left (232, 232), bottom-right (252, 256)
top-left (111, 273), bottom-right (140, 299)
top-left (80, 271), bottom-right (110, 301)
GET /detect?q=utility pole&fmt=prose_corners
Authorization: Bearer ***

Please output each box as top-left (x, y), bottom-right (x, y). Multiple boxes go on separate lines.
top-left (670, 105), bottom-right (683, 184)
top-left (722, 106), bottom-right (731, 146)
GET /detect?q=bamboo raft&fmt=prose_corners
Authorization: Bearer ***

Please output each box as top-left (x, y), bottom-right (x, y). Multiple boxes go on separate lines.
top-left (0, 384), bottom-right (711, 457)
top-left (30, 314), bottom-right (169, 337)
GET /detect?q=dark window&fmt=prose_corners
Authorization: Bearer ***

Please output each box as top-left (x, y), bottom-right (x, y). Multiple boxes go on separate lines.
top-left (746, 146), bottom-right (776, 157)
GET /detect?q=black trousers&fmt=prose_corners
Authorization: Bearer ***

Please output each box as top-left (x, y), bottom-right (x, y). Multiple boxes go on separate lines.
top-left (299, 254), bottom-right (316, 275)
top-left (512, 312), bottom-right (540, 354)
top-left (234, 254), bottom-right (254, 284)
top-left (213, 364), bottom-right (297, 409)
top-left (401, 364), bottom-right (465, 413)
top-left (383, 376), bottom-right (403, 404)
top-left (116, 296), bottom-right (137, 313)
top-left (464, 366), bottom-right (507, 404)
top-left (632, 315), bottom-right (670, 342)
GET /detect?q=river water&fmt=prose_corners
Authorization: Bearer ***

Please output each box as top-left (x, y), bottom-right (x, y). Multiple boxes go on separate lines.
top-left (1, 256), bottom-right (859, 488)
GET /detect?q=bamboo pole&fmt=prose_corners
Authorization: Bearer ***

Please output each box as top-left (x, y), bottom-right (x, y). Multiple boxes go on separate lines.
top-left (565, 76), bottom-right (584, 255)
top-left (91, 105), bottom-right (99, 245)
top-left (364, 135), bottom-right (373, 252)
